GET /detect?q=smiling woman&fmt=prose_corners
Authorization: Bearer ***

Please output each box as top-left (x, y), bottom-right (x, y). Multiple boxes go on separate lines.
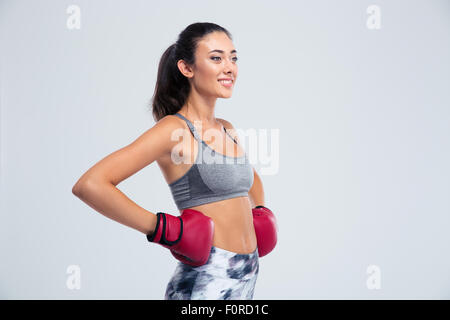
top-left (72, 22), bottom-right (277, 301)
top-left (150, 24), bottom-right (239, 122)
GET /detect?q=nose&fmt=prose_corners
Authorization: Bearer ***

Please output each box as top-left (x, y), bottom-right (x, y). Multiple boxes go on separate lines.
top-left (223, 58), bottom-right (236, 74)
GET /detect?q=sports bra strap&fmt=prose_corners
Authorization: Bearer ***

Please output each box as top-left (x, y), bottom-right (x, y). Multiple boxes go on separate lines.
top-left (174, 113), bottom-right (202, 141)
top-left (223, 127), bottom-right (238, 144)
top-left (174, 113), bottom-right (238, 145)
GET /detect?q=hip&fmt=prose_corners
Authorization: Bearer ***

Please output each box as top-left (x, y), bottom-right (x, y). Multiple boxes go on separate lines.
top-left (165, 245), bottom-right (260, 300)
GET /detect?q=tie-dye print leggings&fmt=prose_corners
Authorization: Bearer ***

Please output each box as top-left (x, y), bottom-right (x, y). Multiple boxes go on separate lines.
top-left (164, 246), bottom-right (259, 300)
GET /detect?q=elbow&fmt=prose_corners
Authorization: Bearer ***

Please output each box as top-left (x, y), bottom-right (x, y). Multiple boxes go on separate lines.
top-left (72, 178), bottom-right (94, 198)
top-left (72, 182), bottom-right (85, 197)
top-left (72, 177), bottom-right (109, 198)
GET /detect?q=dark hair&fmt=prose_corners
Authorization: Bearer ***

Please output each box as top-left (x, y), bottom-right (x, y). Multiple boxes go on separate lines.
top-left (149, 22), bottom-right (233, 122)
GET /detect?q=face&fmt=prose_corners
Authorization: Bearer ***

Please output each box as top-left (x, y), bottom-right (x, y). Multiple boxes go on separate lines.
top-left (178, 31), bottom-right (238, 98)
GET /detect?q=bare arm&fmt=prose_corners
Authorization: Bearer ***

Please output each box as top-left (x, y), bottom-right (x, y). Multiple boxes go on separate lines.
top-left (217, 118), bottom-right (265, 207)
top-left (73, 179), bottom-right (157, 235)
top-left (248, 168), bottom-right (265, 208)
top-left (72, 115), bottom-right (181, 235)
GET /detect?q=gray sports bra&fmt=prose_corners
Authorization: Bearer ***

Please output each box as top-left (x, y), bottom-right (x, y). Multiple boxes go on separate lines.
top-left (168, 113), bottom-right (254, 210)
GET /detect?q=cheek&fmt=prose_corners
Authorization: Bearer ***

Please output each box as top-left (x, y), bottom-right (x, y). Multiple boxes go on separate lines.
top-left (196, 65), bottom-right (215, 79)
top-left (199, 71), bottom-right (221, 88)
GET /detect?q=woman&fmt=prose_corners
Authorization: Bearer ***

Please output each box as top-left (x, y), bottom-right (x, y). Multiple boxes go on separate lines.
top-left (72, 22), bottom-right (277, 300)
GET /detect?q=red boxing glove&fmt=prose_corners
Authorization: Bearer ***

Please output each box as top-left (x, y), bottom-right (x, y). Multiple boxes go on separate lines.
top-left (147, 209), bottom-right (214, 267)
top-left (252, 205), bottom-right (278, 257)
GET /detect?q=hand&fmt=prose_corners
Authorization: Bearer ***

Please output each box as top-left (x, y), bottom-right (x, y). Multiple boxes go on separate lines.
top-left (147, 209), bottom-right (214, 267)
top-left (252, 205), bottom-right (278, 257)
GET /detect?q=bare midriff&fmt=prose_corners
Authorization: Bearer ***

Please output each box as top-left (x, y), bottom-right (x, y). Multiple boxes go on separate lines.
top-left (180, 196), bottom-right (258, 254)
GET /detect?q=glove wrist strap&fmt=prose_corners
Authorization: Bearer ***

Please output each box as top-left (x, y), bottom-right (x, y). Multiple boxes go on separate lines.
top-left (146, 212), bottom-right (183, 246)
top-left (254, 205), bottom-right (267, 209)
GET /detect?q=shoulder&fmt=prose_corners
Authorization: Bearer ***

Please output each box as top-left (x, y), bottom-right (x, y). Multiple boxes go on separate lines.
top-left (145, 114), bottom-right (188, 148)
top-left (216, 117), bottom-right (234, 130)
top-left (216, 117), bottom-right (241, 143)
top-left (155, 114), bottom-right (186, 132)
top-left (157, 113), bottom-right (182, 125)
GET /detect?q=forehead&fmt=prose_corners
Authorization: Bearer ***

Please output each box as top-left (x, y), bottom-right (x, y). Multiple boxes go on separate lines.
top-left (197, 32), bottom-right (235, 54)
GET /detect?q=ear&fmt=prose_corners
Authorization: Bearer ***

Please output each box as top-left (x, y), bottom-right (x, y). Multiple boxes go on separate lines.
top-left (177, 59), bottom-right (194, 78)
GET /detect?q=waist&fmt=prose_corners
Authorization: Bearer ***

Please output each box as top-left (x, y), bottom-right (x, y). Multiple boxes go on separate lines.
top-left (212, 232), bottom-right (257, 254)
top-left (185, 197), bottom-right (257, 254)
top-left (207, 204), bottom-right (258, 254)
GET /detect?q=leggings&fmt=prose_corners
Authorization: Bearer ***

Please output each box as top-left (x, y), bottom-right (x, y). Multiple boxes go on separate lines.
top-left (165, 246), bottom-right (259, 300)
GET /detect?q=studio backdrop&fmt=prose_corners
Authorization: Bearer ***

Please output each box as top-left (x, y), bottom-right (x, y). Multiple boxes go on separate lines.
top-left (0, 0), bottom-right (449, 299)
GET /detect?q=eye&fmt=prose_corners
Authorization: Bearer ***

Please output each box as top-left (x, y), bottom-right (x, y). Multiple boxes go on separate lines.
top-left (211, 56), bottom-right (239, 62)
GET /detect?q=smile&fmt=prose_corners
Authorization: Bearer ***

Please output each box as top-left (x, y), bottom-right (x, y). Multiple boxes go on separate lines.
top-left (218, 79), bottom-right (233, 87)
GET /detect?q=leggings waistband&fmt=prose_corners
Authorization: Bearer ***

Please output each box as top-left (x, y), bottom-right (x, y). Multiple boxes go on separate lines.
top-left (212, 245), bottom-right (258, 257)
top-left (178, 245), bottom-right (259, 281)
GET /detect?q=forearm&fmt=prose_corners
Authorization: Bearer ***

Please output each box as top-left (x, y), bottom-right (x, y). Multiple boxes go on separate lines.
top-left (72, 180), bottom-right (157, 235)
top-left (248, 170), bottom-right (265, 208)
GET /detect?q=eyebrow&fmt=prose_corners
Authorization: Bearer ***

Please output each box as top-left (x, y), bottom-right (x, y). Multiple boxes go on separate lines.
top-left (208, 49), bottom-right (237, 54)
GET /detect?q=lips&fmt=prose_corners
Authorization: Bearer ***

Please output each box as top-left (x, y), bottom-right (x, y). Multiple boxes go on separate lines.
top-left (218, 79), bottom-right (233, 87)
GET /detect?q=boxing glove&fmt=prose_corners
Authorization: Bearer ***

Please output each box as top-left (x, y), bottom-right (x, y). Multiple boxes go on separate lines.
top-left (252, 205), bottom-right (278, 257)
top-left (146, 209), bottom-right (214, 267)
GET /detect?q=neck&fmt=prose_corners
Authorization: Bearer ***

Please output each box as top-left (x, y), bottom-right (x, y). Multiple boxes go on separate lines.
top-left (179, 89), bottom-right (218, 127)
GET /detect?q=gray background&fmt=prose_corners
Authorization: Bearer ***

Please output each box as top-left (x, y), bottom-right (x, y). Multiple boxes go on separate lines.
top-left (1, 0), bottom-right (449, 299)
